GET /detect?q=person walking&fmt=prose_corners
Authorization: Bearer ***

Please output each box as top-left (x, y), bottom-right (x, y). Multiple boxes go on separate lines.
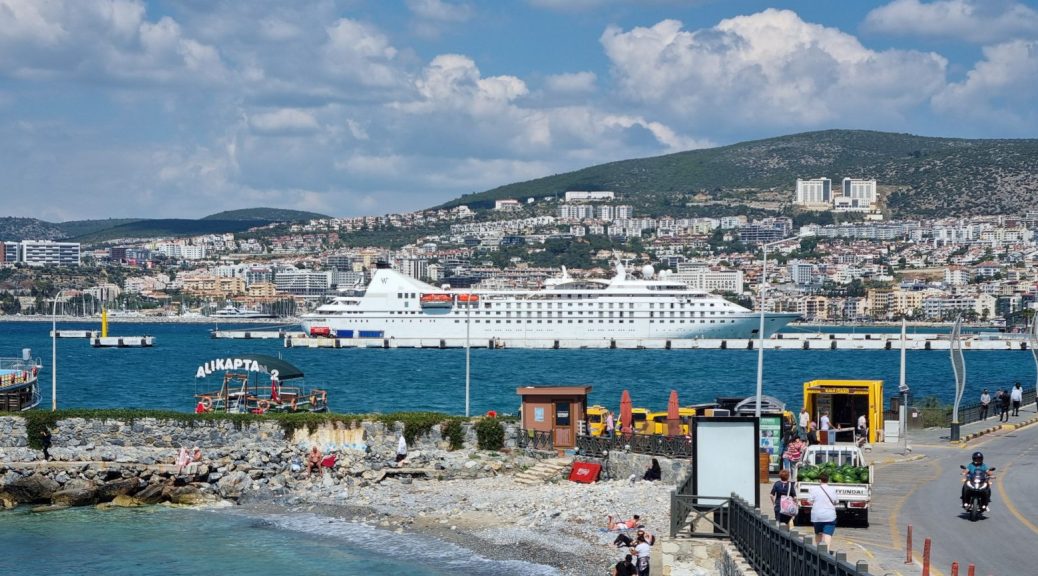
top-left (633, 533), bottom-right (652, 576)
top-left (40, 426), bottom-right (53, 461)
top-left (769, 469), bottom-right (797, 529)
top-left (1010, 382), bottom-right (1023, 417)
top-left (782, 436), bottom-right (805, 471)
top-left (799, 408), bottom-right (810, 439)
top-left (807, 472), bottom-right (838, 547)
top-left (999, 389), bottom-right (1011, 422)
top-left (979, 389), bottom-right (990, 421)
top-left (605, 410), bottom-right (615, 438)
top-left (396, 434), bottom-right (408, 464)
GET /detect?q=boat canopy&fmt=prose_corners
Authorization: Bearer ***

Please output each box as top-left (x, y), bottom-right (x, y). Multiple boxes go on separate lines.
top-left (733, 395), bottom-right (786, 415)
top-left (195, 354), bottom-right (304, 380)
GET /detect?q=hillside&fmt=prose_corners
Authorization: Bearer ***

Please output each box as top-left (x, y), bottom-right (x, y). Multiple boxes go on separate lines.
top-left (71, 219), bottom-right (271, 243)
top-left (55, 218), bottom-right (144, 238)
top-left (202, 207), bottom-right (329, 221)
top-left (0, 217), bottom-right (66, 241)
top-left (438, 130), bottom-right (1038, 218)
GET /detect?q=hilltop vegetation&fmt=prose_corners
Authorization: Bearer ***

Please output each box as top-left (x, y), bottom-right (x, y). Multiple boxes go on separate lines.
top-left (438, 130), bottom-right (1038, 218)
top-left (202, 207), bottom-right (329, 221)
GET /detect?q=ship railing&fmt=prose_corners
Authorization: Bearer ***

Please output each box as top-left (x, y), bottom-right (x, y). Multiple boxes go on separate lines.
top-left (577, 431), bottom-right (692, 459)
top-left (515, 429), bottom-right (554, 452)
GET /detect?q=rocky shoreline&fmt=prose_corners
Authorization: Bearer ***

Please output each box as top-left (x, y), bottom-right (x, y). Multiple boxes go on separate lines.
top-left (0, 416), bottom-right (679, 575)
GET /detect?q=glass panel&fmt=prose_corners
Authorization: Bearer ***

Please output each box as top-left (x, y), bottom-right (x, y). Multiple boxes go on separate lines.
top-left (555, 401), bottom-right (571, 426)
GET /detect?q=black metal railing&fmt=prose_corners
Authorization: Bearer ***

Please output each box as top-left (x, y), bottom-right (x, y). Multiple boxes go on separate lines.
top-left (905, 389), bottom-right (1037, 428)
top-left (727, 495), bottom-right (872, 576)
top-left (515, 429), bottom-right (554, 451)
top-left (577, 432), bottom-right (693, 459)
top-left (670, 493), bottom-right (732, 538)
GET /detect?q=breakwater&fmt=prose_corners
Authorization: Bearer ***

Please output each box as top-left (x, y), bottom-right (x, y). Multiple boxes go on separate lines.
top-left (0, 415), bottom-right (523, 510)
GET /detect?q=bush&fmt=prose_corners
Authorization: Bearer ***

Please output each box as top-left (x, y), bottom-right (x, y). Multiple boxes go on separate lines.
top-left (475, 417), bottom-right (505, 451)
top-left (441, 418), bottom-right (466, 451)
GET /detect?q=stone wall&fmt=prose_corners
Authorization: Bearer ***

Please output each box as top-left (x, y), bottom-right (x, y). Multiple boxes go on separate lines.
top-left (583, 452), bottom-right (691, 483)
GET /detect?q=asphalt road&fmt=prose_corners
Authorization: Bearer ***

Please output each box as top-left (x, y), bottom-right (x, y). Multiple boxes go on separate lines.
top-left (894, 420), bottom-right (1038, 576)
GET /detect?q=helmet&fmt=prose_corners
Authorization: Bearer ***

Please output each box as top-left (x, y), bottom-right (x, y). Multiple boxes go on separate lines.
top-left (972, 451), bottom-right (984, 464)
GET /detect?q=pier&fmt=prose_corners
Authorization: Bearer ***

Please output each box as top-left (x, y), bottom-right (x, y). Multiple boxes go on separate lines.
top-left (273, 332), bottom-right (1031, 351)
top-left (50, 330), bottom-right (100, 338)
top-left (91, 336), bottom-right (155, 348)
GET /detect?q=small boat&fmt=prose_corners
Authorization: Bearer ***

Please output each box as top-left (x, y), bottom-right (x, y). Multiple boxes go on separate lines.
top-left (193, 354), bottom-right (328, 414)
top-left (210, 304), bottom-right (275, 319)
top-left (0, 350), bottom-right (42, 412)
top-left (456, 293), bottom-right (479, 303)
top-left (419, 293), bottom-right (453, 308)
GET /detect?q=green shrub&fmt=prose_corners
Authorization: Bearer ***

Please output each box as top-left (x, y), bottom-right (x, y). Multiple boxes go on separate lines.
top-left (475, 418), bottom-right (505, 451)
top-left (441, 418), bottom-right (466, 451)
top-left (373, 411), bottom-right (451, 446)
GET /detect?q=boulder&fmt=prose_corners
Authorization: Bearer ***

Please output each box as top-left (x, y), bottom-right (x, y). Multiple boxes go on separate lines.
top-left (0, 474), bottom-right (61, 504)
top-left (110, 494), bottom-right (144, 507)
top-left (168, 485), bottom-right (213, 506)
top-left (217, 470), bottom-right (252, 499)
top-left (135, 483), bottom-right (166, 505)
top-left (51, 479), bottom-right (100, 507)
top-left (97, 478), bottom-right (141, 500)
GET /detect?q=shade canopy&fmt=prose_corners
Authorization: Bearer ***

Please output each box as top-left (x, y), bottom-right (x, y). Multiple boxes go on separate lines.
top-left (195, 354), bottom-right (304, 380)
top-left (666, 389), bottom-right (681, 436)
top-left (620, 389), bottom-right (632, 432)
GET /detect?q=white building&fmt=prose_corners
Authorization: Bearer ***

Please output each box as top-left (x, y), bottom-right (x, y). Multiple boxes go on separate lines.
top-left (789, 261), bottom-right (815, 286)
top-left (494, 199), bottom-right (522, 211)
top-left (673, 262), bottom-right (744, 293)
top-left (557, 204), bottom-right (595, 220)
top-left (564, 191), bottom-right (615, 202)
top-left (841, 178), bottom-right (877, 206)
top-left (19, 240), bottom-right (81, 266)
top-left (944, 266), bottom-right (969, 286)
top-left (615, 205), bottom-right (633, 219)
top-left (794, 178), bottom-right (832, 208)
top-left (398, 257), bottom-right (429, 280)
top-left (597, 205), bottom-right (615, 221)
top-left (274, 270), bottom-right (331, 297)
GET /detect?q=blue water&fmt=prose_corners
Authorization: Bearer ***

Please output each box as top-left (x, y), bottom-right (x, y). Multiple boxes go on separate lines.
top-left (2, 321), bottom-right (1035, 414)
top-left (0, 506), bottom-right (555, 576)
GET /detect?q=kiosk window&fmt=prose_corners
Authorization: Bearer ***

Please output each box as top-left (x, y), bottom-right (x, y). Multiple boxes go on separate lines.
top-left (555, 401), bottom-right (571, 426)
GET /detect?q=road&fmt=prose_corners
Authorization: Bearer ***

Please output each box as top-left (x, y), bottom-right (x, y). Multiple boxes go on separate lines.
top-left (831, 418), bottom-right (1038, 576)
top-left (895, 420), bottom-right (1038, 575)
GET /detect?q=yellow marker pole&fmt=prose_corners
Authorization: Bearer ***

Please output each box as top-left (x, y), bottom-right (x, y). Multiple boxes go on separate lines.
top-left (101, 307), bottom-right (108, 338)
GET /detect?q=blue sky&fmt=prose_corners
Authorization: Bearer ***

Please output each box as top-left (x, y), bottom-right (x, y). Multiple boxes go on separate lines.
top-left (1, 0), bottom-right (1037, 221)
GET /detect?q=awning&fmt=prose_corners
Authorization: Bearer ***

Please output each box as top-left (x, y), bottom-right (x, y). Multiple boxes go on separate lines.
top-left (195, 354), bottom-right (304, 380)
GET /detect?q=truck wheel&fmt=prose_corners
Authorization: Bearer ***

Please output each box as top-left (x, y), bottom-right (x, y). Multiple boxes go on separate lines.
top-left (860, 510), bottom-right (869, 528)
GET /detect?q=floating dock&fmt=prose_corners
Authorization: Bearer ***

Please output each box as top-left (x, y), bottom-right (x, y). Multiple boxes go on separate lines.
top-left (276, 333), bottom-right (1030, 351)
top-left (91, 336), bottom-right (155, 348)
top-left (210, 330), bottom-right (304, 340)
top-left (50, 330), bottom-right (100, 338)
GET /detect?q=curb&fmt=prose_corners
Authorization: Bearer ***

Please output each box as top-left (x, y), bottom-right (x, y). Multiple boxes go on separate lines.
top-left (872, 454), bottom-right (925, 465)
top-left (953, 414), bottom-right (1038, 445)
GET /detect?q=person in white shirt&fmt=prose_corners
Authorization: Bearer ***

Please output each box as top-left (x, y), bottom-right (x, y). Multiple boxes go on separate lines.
top-left (1010, 383), bottom-right (1023, 417)
top-left (632, 534), bottom-right (652, 576)
top-left (820, 412), bottom-right (831, 431)
top-left (979, 389), bottom-right (991, 421)
top-left (807, 472), bottom-right (838, 546)
top-left (395, 434), bottom-right (407, 464)
top-left (856, 414), bottom-right (868, 446)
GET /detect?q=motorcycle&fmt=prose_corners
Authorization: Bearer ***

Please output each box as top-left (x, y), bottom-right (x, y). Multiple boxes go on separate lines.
top-left (959, 465), bottom-right (995, 522)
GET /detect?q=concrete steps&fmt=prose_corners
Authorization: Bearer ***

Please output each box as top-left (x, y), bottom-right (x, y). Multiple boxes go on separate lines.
top-left (513, 458), bottom-right (572, 485)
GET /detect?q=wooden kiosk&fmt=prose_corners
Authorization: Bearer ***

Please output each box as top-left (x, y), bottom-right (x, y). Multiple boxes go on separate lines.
top-left (516, 385), bottom-right (591, 449)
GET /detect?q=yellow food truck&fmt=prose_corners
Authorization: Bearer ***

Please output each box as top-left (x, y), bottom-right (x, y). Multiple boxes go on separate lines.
top-left (802, 379), bottom-right (884, 444)
top-left (648, 408), bottom-right (696, 435)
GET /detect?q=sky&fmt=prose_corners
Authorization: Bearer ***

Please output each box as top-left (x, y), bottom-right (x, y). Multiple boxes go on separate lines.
top-left (2, 0), bottom-right (1037, 222)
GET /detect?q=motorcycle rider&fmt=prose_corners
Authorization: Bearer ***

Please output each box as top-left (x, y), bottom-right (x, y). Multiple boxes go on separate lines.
top-left (961, 451), bottom-right (992, 511)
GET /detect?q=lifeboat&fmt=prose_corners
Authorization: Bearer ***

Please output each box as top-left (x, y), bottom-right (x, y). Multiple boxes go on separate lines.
top-left (309, 326), bottom-right (331, 337)
top-left (419, 293), bottom-right (454, 308)
top-left (456, 293), bottom-right (480, 303)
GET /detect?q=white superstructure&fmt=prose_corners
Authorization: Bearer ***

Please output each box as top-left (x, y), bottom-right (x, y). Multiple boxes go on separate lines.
top-left (300, 263), bottom-right (799, 340)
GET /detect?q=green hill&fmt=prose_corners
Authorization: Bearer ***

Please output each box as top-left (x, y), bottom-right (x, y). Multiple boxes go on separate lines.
top-left (70, 219), bottom-right (271, 243)
top-left (202, 207), bottom-right (329, 221)
top-left (55, 218), bottom-right (144, 238)
top-left (438, 130), bottom-right (1038, 218)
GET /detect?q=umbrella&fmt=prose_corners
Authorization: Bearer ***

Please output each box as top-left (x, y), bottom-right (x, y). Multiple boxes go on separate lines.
top-left (666, 390), bottom-right (681, 436)
top-left (620, 390), bottom-right (632, 433)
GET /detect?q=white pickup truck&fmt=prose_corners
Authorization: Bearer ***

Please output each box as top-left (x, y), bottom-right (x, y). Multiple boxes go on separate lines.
top-left (793, 444), bottom-right (873, 527)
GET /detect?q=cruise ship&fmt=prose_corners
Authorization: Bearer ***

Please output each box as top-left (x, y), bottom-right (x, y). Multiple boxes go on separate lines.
top-left (299, 263), bottom-right (799, 341)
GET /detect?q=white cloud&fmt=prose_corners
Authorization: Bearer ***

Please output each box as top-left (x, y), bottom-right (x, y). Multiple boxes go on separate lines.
top-left (413, 54), bottom-right (528, 111)
top-left (864, 0), bottom-right (1038, 44)
top-left (544, 71), bottom-right (597, 93)
top-left (600, 10), bottom-right (948, 131)
top-left (932, 40), bottom-right (1038, 129)
top-left (249, 108), bottom-right (321, 135)
top-left (0, 0), bottom-right (226, 83)
top-left (406, 0), bottom-right (472, 22)
top-left (323, 18), bottom-right (405, 88)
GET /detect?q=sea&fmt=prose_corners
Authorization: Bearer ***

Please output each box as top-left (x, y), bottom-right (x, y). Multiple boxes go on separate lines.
top-left (1, 319), bottom-right (1034, 574)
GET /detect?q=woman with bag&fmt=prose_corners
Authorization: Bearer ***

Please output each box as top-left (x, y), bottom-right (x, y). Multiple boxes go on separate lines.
top-left (782, 436), bottom-right (805, 471)
top-left (769, 469), bottom-right (797, 528)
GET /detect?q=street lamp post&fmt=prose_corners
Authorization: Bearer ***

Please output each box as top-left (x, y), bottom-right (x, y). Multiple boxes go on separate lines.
top-left (51, 289), bottom-right (65, 412)
top-left (755, 234), bottom-right (810, 418)
top-left (465, 296), bottom-right (471, 418)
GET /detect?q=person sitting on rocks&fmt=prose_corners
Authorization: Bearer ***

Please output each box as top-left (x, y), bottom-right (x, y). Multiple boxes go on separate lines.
top-left (612, 553), bottom-right (636, 576)
top-left (305, 445), bottom-right (322, 477)
top-left (175, 447), bottom-right (191, 475)
top-left (185, 447), bottom-right (203, 474)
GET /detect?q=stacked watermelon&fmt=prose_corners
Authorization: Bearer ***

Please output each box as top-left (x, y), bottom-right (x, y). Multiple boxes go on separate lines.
top-left (796, 462), bottom-right (870, 484)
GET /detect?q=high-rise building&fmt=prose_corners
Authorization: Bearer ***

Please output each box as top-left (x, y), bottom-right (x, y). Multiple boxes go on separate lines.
top-left (841, 178), bottom-right (877, 205)
top-left (794, 178), bottom-right (832, 208)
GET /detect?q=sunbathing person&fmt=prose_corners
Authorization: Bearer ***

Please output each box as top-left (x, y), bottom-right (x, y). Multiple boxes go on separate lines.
top-left (607, 514), bottom-right (641, 531)
top-left (305, 445), bottom-right (322, 477)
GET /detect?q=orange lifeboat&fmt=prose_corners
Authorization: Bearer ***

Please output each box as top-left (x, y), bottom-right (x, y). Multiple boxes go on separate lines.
top-left (419, 293), bottom-right (453, 308)
top-left (456, 293), bottom-right (480, 303)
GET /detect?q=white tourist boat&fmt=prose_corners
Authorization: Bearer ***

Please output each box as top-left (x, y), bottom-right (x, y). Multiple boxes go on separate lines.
top-left (300, 262), bottom-right (799, 341)
top-left (210, 304), bottom-right (275, 319)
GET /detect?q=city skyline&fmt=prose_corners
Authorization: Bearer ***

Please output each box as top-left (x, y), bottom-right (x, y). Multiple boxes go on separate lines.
top-left (2, 0), bottom-right (1037, 221)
